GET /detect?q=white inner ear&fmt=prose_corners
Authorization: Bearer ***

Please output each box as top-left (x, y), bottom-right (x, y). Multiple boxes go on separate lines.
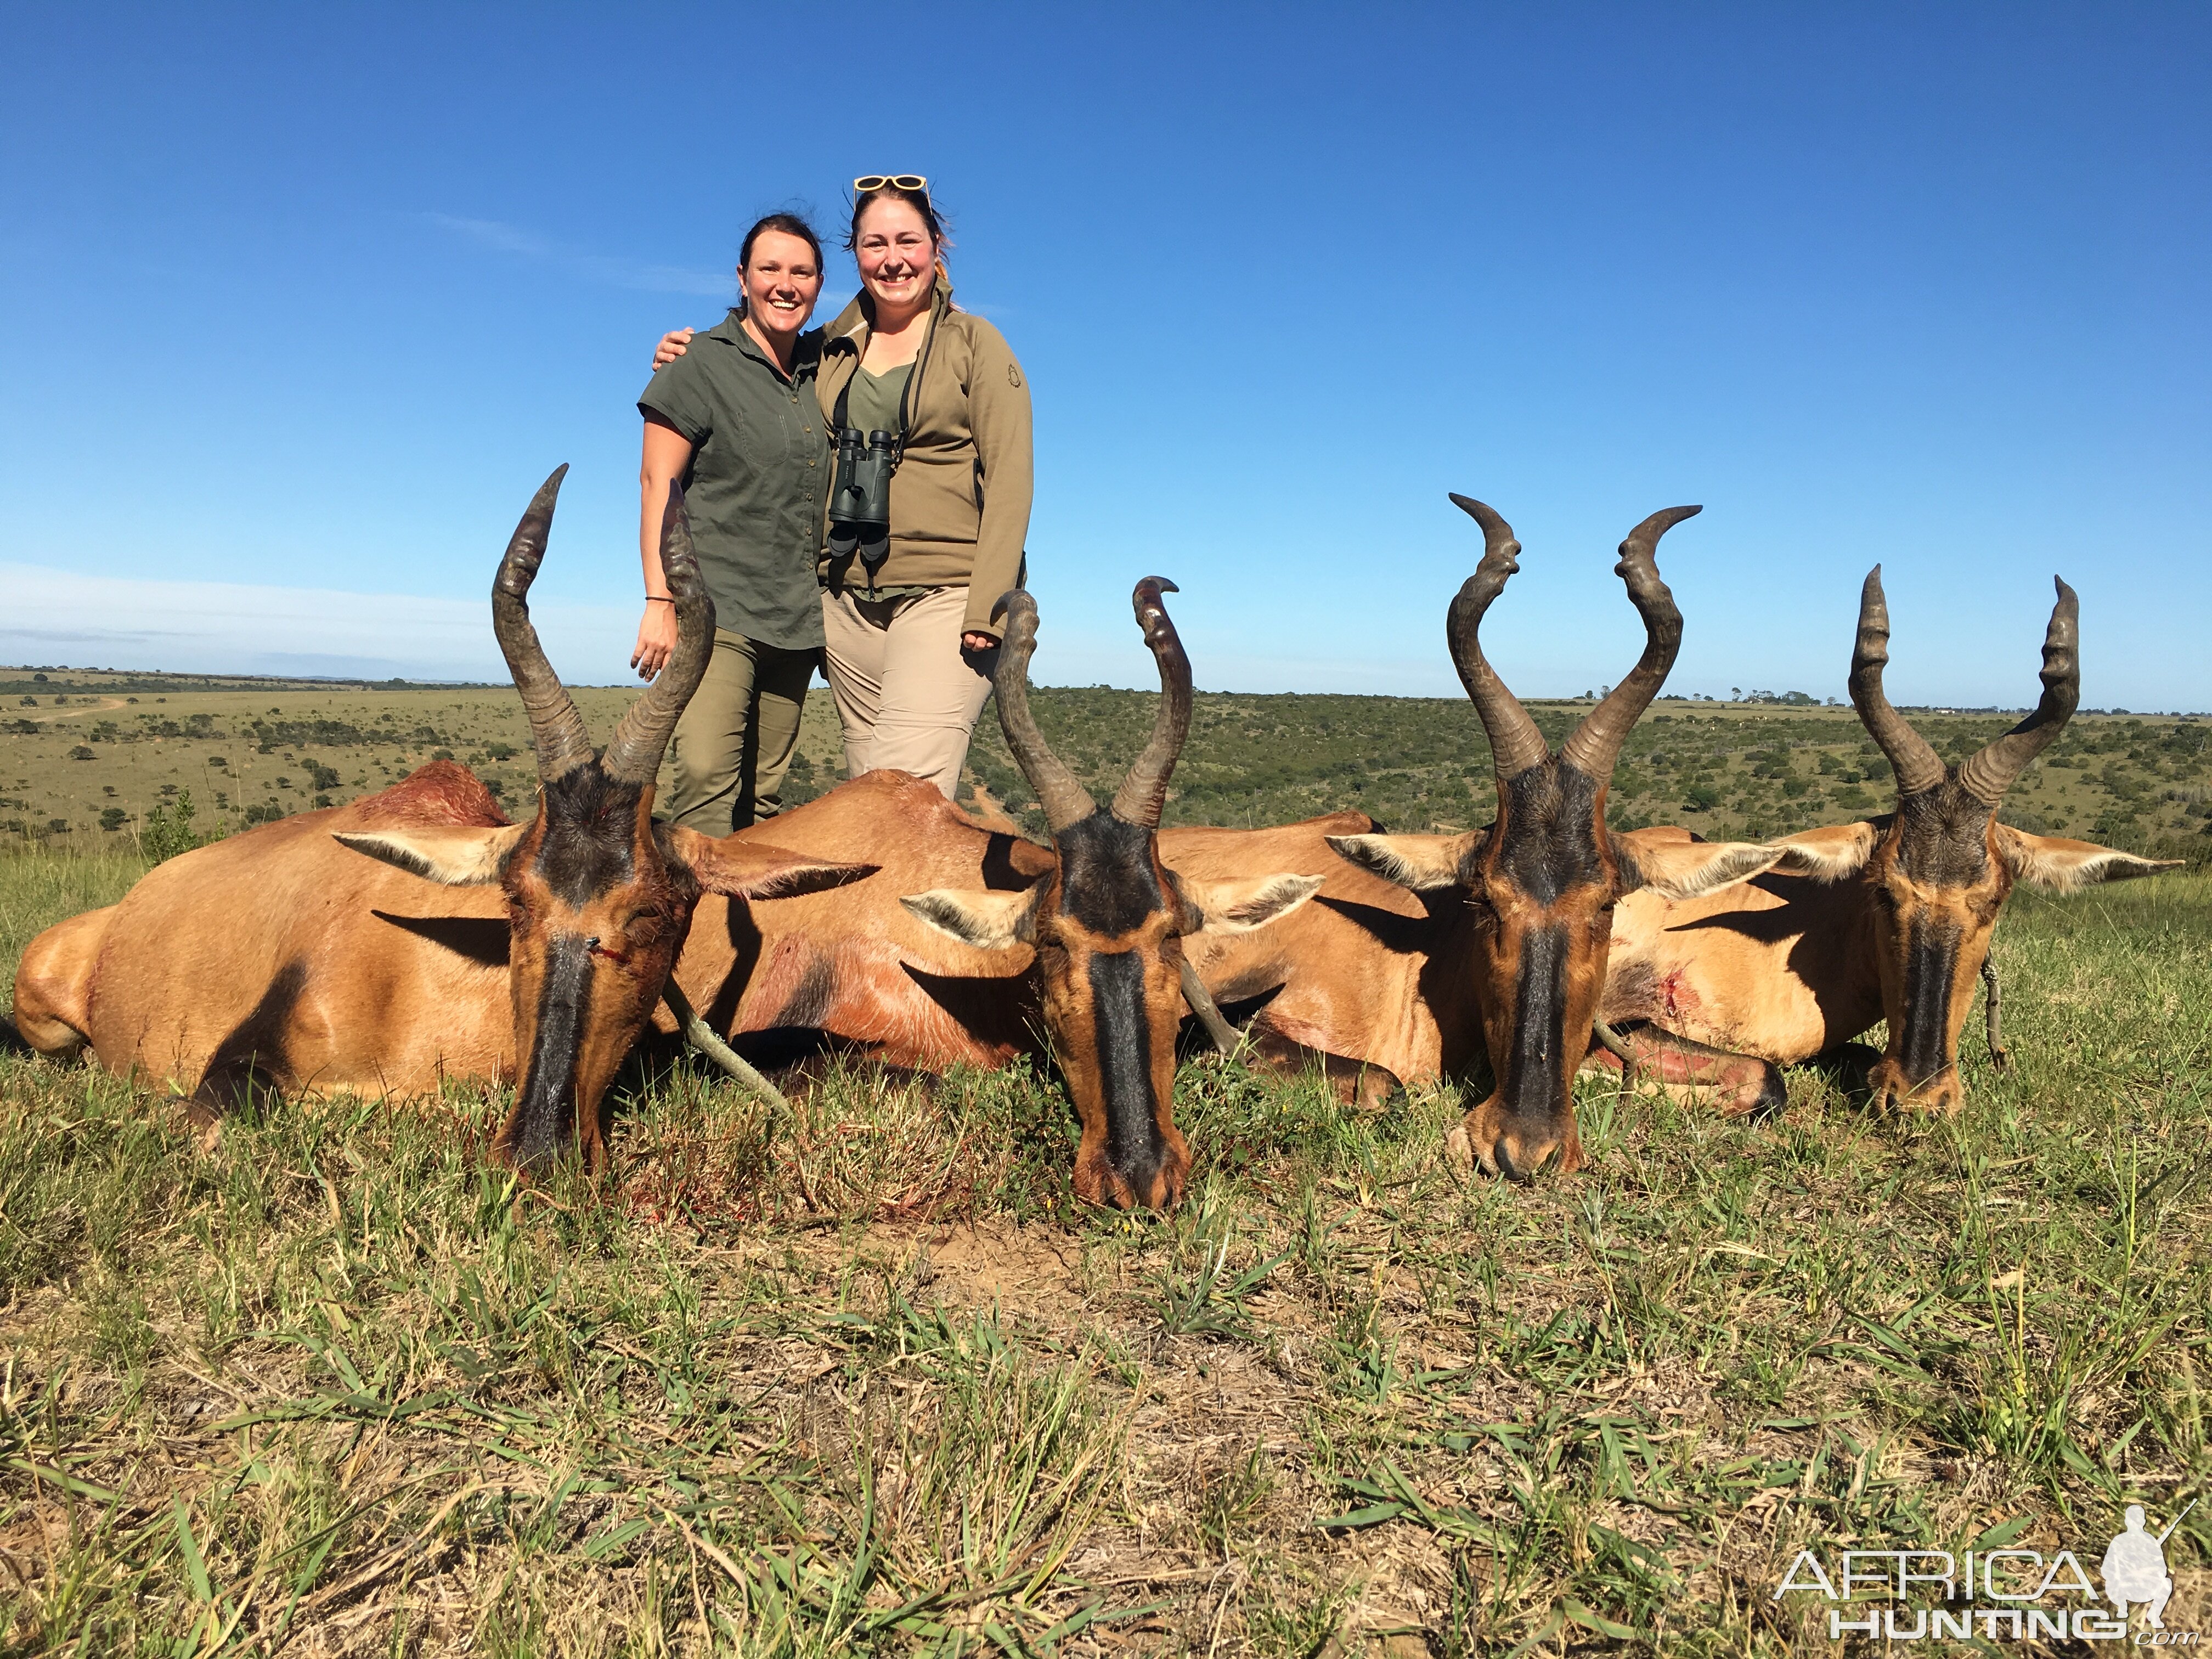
top-left (899, 884), bottom-right (1041, 950)
top-left (1187, 873), bottom-right (1325, 935)
top-left (1764, 823), bottom-right (1880, 883)
top-left (1996, 827), bottom-right (2182, 892)
top-left (334, 824), bottom-right (524, 886)
top-left (1634, 840), bottom-right (1788, 901)
top-left (1326, 833), bottom-right (1464, 891)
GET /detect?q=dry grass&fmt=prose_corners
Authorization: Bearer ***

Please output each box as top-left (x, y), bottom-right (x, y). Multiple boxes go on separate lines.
top-left (2, 859), bottom-right (2207, 1654)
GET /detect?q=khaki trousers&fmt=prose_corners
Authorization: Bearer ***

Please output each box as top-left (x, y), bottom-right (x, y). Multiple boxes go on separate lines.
top-left (821, 585), bottom-right (996, 800)
top-left (666, 629), bottom-right (817, 834)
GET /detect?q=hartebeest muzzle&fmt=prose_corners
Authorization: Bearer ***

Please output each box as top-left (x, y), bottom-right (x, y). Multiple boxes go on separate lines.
top-left (336, 469), bottom-right (871, 1172)
top-left (901, 580), bottom-right (1322, 1209)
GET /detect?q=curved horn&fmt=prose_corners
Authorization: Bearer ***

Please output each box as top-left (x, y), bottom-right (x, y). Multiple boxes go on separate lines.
top-left (994, 589), bottom-right (1097, 833)
top-left (1110, 577), bottom-right (1194, 828)
top-left (1444, 495), bottom-right (1549, 781)
top-left (601, 482), bottom-right (716, 787)
top-left (493, 465), bottom-right (596, 782)
top-left (1559, 505), bottom-right (1698, 786)
top-left (1956, 575), bottom-right (2081, 804)
top-left (1848, 566), bottom-right (1946, 797)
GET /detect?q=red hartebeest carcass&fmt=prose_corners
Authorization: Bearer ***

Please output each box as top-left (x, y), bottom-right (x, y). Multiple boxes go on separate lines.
top-left (9, 469), bottom-right (870, 1169)
top-left (1603, 567), bottom-right (2179, 1111)
top-left (913, 580), bottom-right (1328, 1205)
top-left (1170, 498), bottom-right (1798, 1178)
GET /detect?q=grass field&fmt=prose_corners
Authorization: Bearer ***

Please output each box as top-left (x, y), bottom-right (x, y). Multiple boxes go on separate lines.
top-left (6, 667), bottom-right (2209, 863)
top-left (2, 827), bottom-right (2207, 1651)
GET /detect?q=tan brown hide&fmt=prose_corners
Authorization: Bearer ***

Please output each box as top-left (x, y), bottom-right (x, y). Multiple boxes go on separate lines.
top-left (1604, 568), bottom-right (2177, 1112)
top-left (13, 766), bottom-right (516, 1110)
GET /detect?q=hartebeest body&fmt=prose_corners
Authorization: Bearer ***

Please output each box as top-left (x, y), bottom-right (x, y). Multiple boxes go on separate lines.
top-left (1604, 568), bottom-right (2177, 1109)
top-left (1295, 498), bottom-right (1797, 1177)
top-left (10, 469), bottom-right (868, 1169)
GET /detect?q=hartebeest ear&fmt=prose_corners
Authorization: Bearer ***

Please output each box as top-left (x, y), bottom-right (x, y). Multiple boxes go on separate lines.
top-left (1762, 821), bottom-right (1882, 882)
top-left (663, 826), bottom-right (877, 900)
top-left (1181, 873), bottom-right (1325, 935)
top-left (335, 823), bottom-right (528, 885)
top-left (900, 882), bottom-right (1047, 950)
top-left (1614, 830), bottom-right (1790, 900)
top-left (1993, 827), bottom-right (2183, 891)
top-left (1325, 832), bottom-right (1475, 891)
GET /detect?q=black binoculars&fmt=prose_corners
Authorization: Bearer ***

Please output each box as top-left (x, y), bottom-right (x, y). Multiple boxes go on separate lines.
top-left (828, 426), bottom-right (896, 568)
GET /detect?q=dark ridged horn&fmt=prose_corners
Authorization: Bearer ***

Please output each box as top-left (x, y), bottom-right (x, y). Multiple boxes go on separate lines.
top-left (1110, 577), bottom-right (1193, 828)
top-left (493, 465), bottom-right (595, 782)
top-left (1559, 505), bottom-right (1697, 786)
top-left (994, 589), bottom-right (1097, 833)
top-left (1445, 495), bottom-right (1549, 781)
top-left (601, 482), bottom-right (716, 787)
top-left (1848, 566), bottom-right (1946, 797)
top-left (1956, 576), bottom-right (2080, 804)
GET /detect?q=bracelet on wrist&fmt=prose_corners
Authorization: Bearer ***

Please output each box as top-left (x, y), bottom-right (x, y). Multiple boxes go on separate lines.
top-left (645, 596), bottom-right (674, 605)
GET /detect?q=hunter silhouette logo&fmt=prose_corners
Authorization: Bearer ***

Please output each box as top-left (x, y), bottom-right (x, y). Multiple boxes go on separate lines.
top-left (1772, 1499), bottom-right (2200, 1642)
top-left (2104, 1501), bottom-right (2195, 1630)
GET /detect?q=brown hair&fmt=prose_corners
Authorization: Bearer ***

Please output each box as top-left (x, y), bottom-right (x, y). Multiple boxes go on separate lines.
top-left (735, 212), bottom-right (824, 315)
top-left (846, 182), bottom-right (948, 256)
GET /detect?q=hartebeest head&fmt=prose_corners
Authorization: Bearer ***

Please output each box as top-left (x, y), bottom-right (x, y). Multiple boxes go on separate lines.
top-left (902, 580), bottom-right (1323, 1209)
top-left (337, 468), bottom-right (870, 1171)
top-left (1328, 498), bottom-right (1792, 1178)
top-left (1770, 568), bottom-right (2177, 1112)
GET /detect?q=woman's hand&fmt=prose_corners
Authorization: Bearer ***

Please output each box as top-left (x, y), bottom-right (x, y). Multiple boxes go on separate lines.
top-left (631, 602), bottom-right (679, 681)
top-left (652, 329), bottom-right (695, 370)
top-left (960, 631), bottom-right (998, 654)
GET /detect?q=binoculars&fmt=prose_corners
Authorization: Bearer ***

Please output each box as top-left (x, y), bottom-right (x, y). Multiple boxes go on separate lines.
top-left (828, 426), bottom-right (896, 569)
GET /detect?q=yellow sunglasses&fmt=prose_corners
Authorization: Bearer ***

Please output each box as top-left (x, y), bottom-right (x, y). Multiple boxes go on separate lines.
top-left (853, 174), bottom-right (928, 193)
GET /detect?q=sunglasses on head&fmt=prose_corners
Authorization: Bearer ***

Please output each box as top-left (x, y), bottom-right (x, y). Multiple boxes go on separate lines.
top-left (853, 174), bottom-right (928, 193)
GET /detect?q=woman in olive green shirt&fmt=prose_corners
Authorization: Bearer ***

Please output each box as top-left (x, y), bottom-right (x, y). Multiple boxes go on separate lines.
top-left (635, 212), bottom-right (831, 832)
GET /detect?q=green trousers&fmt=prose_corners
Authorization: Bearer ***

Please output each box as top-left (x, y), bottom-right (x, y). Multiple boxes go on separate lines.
top-left (666, 630), bottom-right (819, 834)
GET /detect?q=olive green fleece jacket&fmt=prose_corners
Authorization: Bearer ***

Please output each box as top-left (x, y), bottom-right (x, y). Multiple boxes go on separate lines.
top-left (815, 272), bottom-right (1033, 639)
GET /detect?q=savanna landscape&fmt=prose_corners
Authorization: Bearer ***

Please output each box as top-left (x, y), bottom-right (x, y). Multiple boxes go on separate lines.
top-left (3, 668), bottom-right (2208, 1654)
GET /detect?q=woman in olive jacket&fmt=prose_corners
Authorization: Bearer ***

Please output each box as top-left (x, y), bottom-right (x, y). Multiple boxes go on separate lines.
top-left (654, 178), bottom-right (1032, 802)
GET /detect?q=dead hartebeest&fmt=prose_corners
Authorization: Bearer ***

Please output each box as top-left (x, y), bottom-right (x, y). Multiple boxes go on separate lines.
top-left (1604, 568), bottom-right (2179, 1111)
top-left (1302, 497), bottom-right (1799, 1177)
top-left (9, 469), bottom-right (870, 1169)
top-left (887, 580), bottom-right (1324, 1207)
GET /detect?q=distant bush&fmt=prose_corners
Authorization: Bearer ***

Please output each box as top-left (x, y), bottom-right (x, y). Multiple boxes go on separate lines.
top-left (143, 790), bottom-right (206, 862)
top-left (99, 807), bottom-right (128, 832)
top-left (67, 745), bottom-right (94, 761)
top-left (243, 803), bottom-right (283, 826)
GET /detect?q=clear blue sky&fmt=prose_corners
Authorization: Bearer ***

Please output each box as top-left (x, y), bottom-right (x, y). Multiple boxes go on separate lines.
top-left (3, 4), bottom-right (2206, 709)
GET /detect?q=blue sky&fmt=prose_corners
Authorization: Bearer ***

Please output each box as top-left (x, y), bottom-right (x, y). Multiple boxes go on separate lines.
top-left (2, 4), bottom-right (2207, 709)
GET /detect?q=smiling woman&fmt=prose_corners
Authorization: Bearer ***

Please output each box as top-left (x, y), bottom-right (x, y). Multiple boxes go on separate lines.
top-left (634, 212), bottom-right (832, 835)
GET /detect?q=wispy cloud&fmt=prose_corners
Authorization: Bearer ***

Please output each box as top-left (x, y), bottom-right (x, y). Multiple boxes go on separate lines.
top-left (426, 213), bottom-right (731, 298)
top-left (1, 563), bottom-right (639, 684)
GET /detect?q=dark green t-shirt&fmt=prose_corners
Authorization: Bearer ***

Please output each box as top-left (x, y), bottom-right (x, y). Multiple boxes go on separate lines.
top-left (842, 361), bottom-right (913, 442)
top-left (639, 312), bottom-right (830, 650)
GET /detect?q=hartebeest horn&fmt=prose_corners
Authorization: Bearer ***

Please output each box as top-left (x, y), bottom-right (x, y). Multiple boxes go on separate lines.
top-left (493, 465), bottom-right (596, 782)
top-left (995, 589), bottom-right (1098, 832)
top-left (1110, 577), bottom-right (1194, 828)
top-left (1559, 505), bottom-right (1698, 786)
top-left (1445, 495), bottom-right (1550, 781)
top-left (601, 482), bottom-right (715, 787)
top-left (1849, 566), bottom-right (1946, 797)
top-left (1956, 577), bottom-right (2081, 805)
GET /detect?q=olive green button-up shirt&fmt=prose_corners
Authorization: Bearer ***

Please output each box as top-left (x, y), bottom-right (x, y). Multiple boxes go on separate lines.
top-left (639, 311), bottom-right (830, 651)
